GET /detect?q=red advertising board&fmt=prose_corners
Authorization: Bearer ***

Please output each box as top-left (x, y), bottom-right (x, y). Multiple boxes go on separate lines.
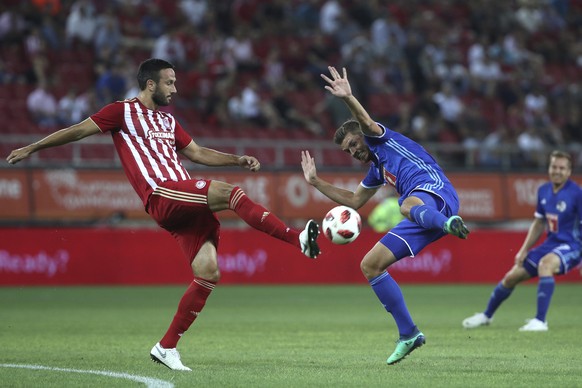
top-left (0, 170), bottom-right (30, 219)
top-left (1, 228), bottom-right (580, 286)
top-left (30, 169), bottom-right (148, 220)
top-left (449, 174), bottom-right (505, 220)
top-left (1, 168), bottom-right (581, 223)
top-left (505, 174), bottom-right (548, 219)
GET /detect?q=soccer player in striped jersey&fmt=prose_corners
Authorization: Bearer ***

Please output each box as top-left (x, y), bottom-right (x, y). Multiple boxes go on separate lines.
top-left (301, 66), bottom-right (469, 365)
top-left (6, 58), bottom-right (320, 371)
top-left (463, 150), bottom-right (582, 332)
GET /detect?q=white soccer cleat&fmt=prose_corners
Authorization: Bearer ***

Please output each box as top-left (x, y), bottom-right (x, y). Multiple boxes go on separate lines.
top-left (150, 342), bottom-right (192, 371)
top-left (519, 318), bottom-right (548, 332)
top-left (462, 312), bottom-right (492, 328)
top-left (299, 219), bottom-right (321, 259)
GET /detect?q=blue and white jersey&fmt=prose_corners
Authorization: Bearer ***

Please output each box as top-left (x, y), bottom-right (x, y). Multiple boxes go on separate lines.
top-left (361, 123), bottom-right (453, 205)
top-left (535, 179), bottom-right (582, 245)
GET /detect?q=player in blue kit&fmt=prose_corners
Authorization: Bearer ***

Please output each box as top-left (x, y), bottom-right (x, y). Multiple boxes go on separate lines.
top-left (301, 66), bottom-right (469, 364)
top-left (463, 150), bottom-right (582, 331)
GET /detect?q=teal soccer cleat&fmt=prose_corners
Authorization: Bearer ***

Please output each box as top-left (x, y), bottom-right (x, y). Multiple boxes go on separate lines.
top-left (386, 332), bottom-right (426, 365)
top-left (443, 215), bottom-right (469, 239)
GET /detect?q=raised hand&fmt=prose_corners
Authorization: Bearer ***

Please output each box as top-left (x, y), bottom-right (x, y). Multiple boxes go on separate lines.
top-left (320, 66), bottom-right (352, 98)
top-left (301, 150), bottom-right (318, 185)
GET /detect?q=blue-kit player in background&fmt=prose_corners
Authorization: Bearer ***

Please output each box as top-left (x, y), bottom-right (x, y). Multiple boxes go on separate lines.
top-left (301, 66), bottom-right (469, 365)
top-left (463, 150), bottom-right (582, 332)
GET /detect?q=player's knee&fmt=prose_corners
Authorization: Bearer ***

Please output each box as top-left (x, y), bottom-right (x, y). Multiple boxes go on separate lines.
top-left (194, 263), bottom-right (221, 282)
top-left (502, 268), bottom-right (527, 288)
top-left (538, 257), bottom-right (558, 275)
top-left (206, 268), bottom-right (221, 283)
top-left (208, 181), bottom-right (237, 211)
top-left (360, 255), bottom-right (382, 280)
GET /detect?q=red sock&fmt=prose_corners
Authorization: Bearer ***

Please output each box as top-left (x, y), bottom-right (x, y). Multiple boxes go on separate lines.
top-left (160, 277), bottom-right (216, 348)
top-left (229, 186), bottom-right (300, 248)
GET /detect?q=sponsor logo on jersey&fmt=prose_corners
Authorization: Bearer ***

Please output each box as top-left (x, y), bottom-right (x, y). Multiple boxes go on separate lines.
top-left (381, 166), bottom-right (397, 187)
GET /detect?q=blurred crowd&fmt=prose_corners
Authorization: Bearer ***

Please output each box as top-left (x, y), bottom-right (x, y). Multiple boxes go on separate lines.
top-left (2, 0), bottom-right (582, 168)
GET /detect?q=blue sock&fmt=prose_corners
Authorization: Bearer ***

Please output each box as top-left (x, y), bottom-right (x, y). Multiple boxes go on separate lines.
top-left (536, 276), bottom-right (555, 322)
top-left (484, 282), bottom-right (513, 318)
top-left (410, 205), bottom-right (448, 230)
top-left (369, 272), bottom-right (417, 339)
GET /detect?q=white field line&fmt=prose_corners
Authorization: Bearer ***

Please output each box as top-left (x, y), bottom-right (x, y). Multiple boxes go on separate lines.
top-left (0, 364), bottom-right (174, 388)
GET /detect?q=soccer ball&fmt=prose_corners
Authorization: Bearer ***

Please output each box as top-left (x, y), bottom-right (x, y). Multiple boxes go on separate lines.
top-left (322, 205), bottom-right (362, 244)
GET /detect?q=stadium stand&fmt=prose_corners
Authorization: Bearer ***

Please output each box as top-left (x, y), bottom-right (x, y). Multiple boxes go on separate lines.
top-left (1, 0), bottom-right (582, 170)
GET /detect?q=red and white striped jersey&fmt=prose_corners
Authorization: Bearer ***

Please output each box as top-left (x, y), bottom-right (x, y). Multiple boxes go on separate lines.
top-left (90, 98), bottom-right (193, 207)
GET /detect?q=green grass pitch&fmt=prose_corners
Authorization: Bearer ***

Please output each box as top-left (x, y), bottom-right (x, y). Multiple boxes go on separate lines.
top-left (1, 284), bottom-right (581, 387)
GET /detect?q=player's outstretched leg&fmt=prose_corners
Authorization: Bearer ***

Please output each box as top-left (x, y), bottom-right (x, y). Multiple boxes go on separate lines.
top-left (444, 215), bottom-right (469, 239)
top-left (299, 219), bottom-right (320, 258)
top-left (150, 342), bottom-right (192, 371)
top-left (387, 332), bottom-right (426, 365)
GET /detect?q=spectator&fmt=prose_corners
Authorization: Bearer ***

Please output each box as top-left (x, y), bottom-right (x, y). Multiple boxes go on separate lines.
top-left (0, 4), bottom-right (26, 43)
top-left (313, 92), bottom-right (352, 130)
top-left (27, 79), bottom-right (58, 128)
top-left (434, 50), bottom-right (469, 94)
top-left (433, 83), bottom-right (464, 124)
top-left (140, 2), bottom-right (167, 40)
top-left (57, 86), bottom-right (78, 126)
top-left (95, 63), bottom-right (127, 105)
top-left (262, 47), bottom-right (285, 90)
top-left (341, 30), bottom-right (374, 105)
top-left (319, 0), bottom-right (343, 36)
top-left (517, 126), bottom-right (546, 166)
top-left (479, 126), bottom-right (514, 167)
top-left (291, 0), bottom-right (320, 33)
top-left (514, 0), bottom-right (544, 33)
top-left (562, 107), bottom-right (582, 146)
top-left (270, 84), bottom-right (324, 136)
top-left (304, 31), bottom-right (336, 84)
top-left (94, 7), bottom-right (122, 57)
top-left (370, 11), bottom-right (406, 59)
top-left (179, 0), bottom-right (208, 28)
top-left (469, 51), bottom-right (503, 97)
top-left (223, 26), bottom-right (260, 74)
top-left (227, 79), bottom-right (277, 129)
top-left (152, 27), bottom-right (187, 69)
top-left (24, 26), bottom-right (49, 84)
top-left (65, 0), bottom-right (96, 47)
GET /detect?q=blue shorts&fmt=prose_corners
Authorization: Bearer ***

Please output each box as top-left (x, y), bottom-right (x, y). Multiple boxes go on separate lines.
top-left (523, 239), bottom-right (582, 277)
top-left (380, 186), bottom-right (459, 260)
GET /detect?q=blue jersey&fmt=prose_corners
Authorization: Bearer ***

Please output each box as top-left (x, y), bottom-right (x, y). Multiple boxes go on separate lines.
top-left (361, 123), bottom-right (453, 205)
top-left (535, 179), bottom-right (582, 245)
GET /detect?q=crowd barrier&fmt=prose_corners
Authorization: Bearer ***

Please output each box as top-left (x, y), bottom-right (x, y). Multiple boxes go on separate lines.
top-left (2, 168), bottom-right (581, 223)
top-left (1, 228), bottom-right (580, 286)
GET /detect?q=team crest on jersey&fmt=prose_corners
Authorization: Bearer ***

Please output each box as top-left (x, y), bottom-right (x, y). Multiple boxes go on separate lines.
top-left (196, 180), bottom-right (207, 189)
top-left (162, 117), bottom-right (170, 129)
top-left (556, 200), bottom-right (567, 212)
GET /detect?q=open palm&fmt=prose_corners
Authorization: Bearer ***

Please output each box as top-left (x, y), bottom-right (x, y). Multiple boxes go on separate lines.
top-left (321, 66), bottom-right (352, 98)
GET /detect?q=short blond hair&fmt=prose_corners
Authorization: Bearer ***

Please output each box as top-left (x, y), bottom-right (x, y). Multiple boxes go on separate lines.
top-left (549, 150), bottom-right (572, 169)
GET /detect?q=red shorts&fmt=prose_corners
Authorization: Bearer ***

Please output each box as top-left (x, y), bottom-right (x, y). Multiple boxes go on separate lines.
top-left (147, 179), bottom-right (220, 263)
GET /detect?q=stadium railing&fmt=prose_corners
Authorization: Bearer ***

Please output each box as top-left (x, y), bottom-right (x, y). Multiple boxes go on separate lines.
top-left (1, 134), bottom-right (579, 172)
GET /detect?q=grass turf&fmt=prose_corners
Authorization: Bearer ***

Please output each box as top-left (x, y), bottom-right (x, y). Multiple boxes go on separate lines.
top-left (1, 284), bottom-right (581, 387)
